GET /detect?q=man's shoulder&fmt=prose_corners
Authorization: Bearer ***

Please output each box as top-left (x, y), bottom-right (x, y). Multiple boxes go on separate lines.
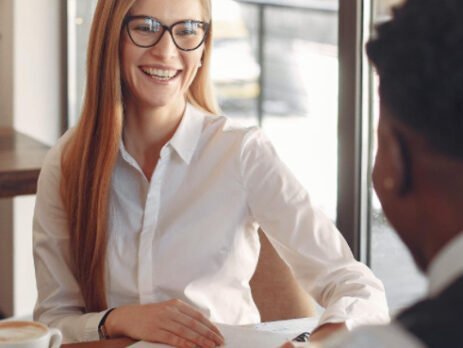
top-left (321, 322), bottom-right (424, 348)
top-left (397, 274), bottom-right (463, 347)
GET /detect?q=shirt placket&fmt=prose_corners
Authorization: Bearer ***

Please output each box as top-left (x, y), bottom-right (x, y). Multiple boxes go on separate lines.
top-left (137, 146), bottom-right (171, 304)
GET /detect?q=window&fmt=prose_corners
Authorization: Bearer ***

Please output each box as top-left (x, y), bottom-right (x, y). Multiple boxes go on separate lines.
top-left (237, 1), bottom-right (339, 219)
top-left (267, 3), bottom-right (338, 219)
top-left (67, 0), bottom-right (98, 126)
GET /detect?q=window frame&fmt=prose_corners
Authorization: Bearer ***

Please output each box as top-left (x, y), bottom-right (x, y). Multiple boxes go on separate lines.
top-left (337, 0), bottom-right (373, 262)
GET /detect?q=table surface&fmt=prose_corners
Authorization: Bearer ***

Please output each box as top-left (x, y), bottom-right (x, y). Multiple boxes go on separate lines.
top-left (62, 338), bottom-right (136, 348)
top-left (0, 127), bottom-right (50, 198)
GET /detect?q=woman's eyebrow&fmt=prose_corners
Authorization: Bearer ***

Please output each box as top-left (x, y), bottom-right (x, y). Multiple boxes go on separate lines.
top-left (128, 12), bottom-right (204, 21)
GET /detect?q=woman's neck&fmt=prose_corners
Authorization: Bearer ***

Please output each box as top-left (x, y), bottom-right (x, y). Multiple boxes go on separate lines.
top-left (122, 99), bottom-right (186, 178)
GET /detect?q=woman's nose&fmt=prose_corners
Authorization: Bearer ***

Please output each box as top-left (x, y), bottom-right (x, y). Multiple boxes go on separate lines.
top-left (149, 31), bottom-right (178, 58)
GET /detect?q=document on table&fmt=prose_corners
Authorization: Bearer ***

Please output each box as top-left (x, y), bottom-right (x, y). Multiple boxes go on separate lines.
top-left (251, 317), bottom-right (318, 335)
top-left (129, 325), bottom-right (289, 347)
top-left (128, 317), bottom-right (318, 348)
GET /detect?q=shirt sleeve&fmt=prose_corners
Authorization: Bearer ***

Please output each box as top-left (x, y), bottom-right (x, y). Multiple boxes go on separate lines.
top-left (32, 133), bottom-right (107, 343)
top-left (321, 322), bottom-right (426, 348)
top-left (239, 128), bottom-right (389, 330)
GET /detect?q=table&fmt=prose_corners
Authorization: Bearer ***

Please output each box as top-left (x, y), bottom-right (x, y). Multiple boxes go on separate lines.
top-left (0, 127), bottom-right (50, 198)
top-left (62, 338), bottom-right (135, 348)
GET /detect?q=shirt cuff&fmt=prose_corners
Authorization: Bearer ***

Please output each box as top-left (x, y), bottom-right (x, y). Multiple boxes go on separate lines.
top-left (316, 298), bottom-right (390, 331)
top-left (82, 310), bottom-right (111, 342)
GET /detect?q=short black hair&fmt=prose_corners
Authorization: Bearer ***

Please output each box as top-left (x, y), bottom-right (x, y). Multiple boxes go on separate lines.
top-left (366, 0), bottom-right (463, 159)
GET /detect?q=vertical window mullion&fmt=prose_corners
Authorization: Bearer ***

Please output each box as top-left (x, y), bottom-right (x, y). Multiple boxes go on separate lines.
top-left (337, 0), bottom-right (369, 262)
top-left (362, 0), bottom-right (375, 266)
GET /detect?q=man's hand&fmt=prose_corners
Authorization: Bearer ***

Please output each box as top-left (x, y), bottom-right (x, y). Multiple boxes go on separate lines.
top-left (279, 322), bottom-right (347, 348)
top-left (105, 299), bottom-right (224, 348)
top-left (309, 322), bottom-right (347, 343)
top-left (280, 341), bottom-right (311, 348)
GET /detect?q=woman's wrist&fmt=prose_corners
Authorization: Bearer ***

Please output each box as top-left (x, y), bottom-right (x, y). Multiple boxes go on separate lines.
top-left (101, 307), bottom-right (122, 339)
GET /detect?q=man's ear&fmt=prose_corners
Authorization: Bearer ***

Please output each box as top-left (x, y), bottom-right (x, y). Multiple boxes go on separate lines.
top-left (389, 129), bottom-right (413, 196)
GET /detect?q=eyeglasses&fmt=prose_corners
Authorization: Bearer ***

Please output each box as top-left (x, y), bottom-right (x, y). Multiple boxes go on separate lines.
top-left (124, 16), bottom-right (210, 51)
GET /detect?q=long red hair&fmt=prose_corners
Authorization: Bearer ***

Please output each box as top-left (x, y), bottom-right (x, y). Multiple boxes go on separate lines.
top-left (61, 0), bottom-right (217, 311)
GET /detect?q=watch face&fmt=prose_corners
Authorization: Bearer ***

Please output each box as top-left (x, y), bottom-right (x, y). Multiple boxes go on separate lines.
top-left (98, 325), bottom-right (107, 340)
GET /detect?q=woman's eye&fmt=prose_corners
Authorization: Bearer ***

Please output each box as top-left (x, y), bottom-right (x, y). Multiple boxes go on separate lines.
top-left (176, 23), bottom-right (201, 36)
top-left (135, 25), bottom-right (152, 32)
top-left (178, 29), bottom-right (197, 36)
top-left (133, 20), bottom-right (161, 33)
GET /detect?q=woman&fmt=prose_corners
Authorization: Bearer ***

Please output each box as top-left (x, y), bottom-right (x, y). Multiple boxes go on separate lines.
top-left (33, 0), bottom-right (389, 346)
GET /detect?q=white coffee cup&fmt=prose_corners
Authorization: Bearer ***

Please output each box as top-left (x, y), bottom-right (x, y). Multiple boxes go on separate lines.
top-left (0, 321), bottom-right (62, 348)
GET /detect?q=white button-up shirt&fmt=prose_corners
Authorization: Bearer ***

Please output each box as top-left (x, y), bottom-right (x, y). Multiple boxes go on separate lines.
top-left (33, 104), bottom-right (388, 343)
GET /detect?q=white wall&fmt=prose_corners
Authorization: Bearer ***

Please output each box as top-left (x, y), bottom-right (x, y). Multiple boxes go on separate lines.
top-left (0, 0), bottom-right (63, 318)
top-left (13, 0), bottom-right (62, 144)
top-left (13, 196), bottom-right (37, 317)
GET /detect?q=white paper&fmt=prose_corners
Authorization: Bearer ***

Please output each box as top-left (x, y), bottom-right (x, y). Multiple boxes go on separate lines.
top-left (250, 317), bottom-right (318, 335)
top-left (219, 324), bottom-right (293, 347)
top-left (128, 318), bottom-right (317, 348)
top-left (129, 325), bottom-right (289, 347)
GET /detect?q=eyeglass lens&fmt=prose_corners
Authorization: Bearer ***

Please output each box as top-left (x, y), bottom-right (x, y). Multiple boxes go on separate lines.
top-left (127, 17), bottom-right (208, 50)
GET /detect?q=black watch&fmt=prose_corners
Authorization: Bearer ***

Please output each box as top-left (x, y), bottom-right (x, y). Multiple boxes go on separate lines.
top-left (98, 308), bottom-right (115, 340)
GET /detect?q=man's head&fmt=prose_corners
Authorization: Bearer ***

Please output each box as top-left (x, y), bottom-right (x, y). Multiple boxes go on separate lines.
top-left (367, 0), bottom-right (463, 271)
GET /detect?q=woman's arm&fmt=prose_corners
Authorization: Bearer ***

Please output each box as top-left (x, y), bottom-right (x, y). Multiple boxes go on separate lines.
top-left (33, 135), bottom-right (108, 342)
top-left (239, 128), bottom-right (389, 334)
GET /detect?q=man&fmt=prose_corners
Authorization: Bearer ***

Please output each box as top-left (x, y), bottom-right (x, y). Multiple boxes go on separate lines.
top-left (284, 0), bottom-right (463, 346)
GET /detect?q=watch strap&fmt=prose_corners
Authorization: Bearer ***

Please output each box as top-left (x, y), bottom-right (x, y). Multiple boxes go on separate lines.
top-left (98, 308), bottom-right (116, 340)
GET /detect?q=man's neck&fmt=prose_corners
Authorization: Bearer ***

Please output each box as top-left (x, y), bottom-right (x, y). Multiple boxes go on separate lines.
top-left (427, 232), bottom-right (463, 296)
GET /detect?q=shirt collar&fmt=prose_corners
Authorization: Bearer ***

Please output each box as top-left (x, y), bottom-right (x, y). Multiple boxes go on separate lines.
top-left (427, 232), bottom-right (463, 297)
top-left (119, 103), bottom-right (206, 166)
top-left (169, 103), bottom-right (206, 164)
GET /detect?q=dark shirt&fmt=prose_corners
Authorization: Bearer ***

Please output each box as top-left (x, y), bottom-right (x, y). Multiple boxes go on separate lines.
top-left (397, 275), bottom-right (463, 348)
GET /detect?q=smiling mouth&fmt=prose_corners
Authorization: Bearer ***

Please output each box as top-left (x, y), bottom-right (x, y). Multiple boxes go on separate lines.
top-left (140, 67), bottom-right (181, 81)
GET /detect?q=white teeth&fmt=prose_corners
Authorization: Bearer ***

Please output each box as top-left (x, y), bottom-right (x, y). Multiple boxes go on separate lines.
top-left (142, 67), bottom-right (178, 80)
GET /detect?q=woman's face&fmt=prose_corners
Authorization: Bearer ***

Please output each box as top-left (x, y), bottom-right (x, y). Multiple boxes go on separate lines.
top-left (121, 0), bottom-right (206, 112)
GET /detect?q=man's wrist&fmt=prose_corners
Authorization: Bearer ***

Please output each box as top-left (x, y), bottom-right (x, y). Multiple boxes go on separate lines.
top-left (310, 322), bottom-right (347, 343)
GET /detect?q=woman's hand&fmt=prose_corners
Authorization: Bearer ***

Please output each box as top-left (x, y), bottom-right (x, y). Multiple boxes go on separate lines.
top-left (105, 300), bottom-right (225, 348)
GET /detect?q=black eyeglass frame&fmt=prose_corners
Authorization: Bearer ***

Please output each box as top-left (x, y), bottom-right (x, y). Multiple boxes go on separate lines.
top-left (124, 15), bottom-right (211, 52)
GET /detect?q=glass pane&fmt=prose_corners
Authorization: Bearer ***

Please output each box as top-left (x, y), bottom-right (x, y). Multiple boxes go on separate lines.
top-left (260, 3), bottom-right (339, 219)
top-left (368, 0), bottom-right (427, 313)
top-left (67, 0), bottom-right (98, 127)
top-left (211, 1), bottom-right (259, 127)
top-left (68, 0), bottom-right (339, 220)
